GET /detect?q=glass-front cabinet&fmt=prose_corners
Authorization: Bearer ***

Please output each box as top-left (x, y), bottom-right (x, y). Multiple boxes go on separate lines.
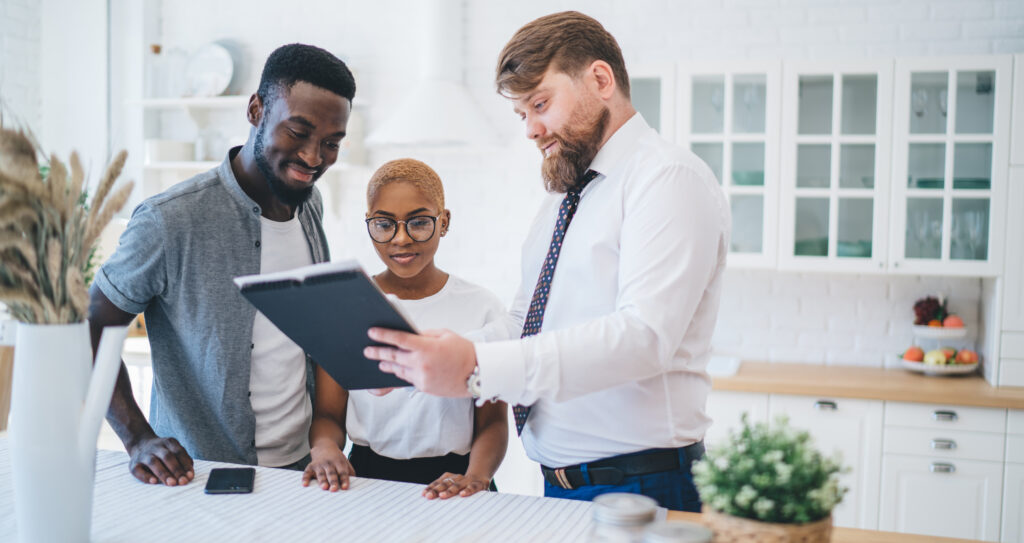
top-left (890, 56), bottom-right (1012, 276)
top-left (678, 62), bottom-right (781, 268)
top-left (778, 61), bottom-right (893, 273)
top-left (630, 64), bottom-right (676, 142)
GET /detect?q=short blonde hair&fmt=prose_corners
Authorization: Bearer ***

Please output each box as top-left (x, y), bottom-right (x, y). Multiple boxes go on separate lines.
top-left (366, 158), bottom-right (445, 211)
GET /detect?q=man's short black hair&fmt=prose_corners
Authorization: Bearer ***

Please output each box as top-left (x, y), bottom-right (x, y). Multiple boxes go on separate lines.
top-left (257, 43), bottom-right (356, 108)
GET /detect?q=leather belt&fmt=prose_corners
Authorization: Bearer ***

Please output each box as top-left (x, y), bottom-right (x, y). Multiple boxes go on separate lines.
top-left (541, 441), bottom-right (705, 490)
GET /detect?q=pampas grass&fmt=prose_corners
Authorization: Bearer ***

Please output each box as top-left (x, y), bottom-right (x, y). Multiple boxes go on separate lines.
top-left (0, 126), bottom-right (134, 324)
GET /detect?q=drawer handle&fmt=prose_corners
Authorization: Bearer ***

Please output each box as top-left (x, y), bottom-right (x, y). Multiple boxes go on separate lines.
top-left (932, 410), bottom-right (958, 422)
top-left (814, 400), bottom-right (837, 411)
top-left (930, 439), bottom-right (957, 450)
top-left (930, 462), bottom-right (956, 474)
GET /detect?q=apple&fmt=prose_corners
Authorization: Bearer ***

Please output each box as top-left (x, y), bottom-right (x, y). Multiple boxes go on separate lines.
top-left (943, 315), bottom-right (964, 328)
top-left (903, 346), bottom-right (925, 362)
top-left (955, 349), bottom-right (978, 364)
top-left (924, 349), bottom-right (947, 365)
top-left (940, 347), bottom-right (957, 360)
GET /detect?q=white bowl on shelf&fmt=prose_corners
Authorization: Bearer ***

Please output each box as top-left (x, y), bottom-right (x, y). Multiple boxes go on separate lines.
top-left (902, 359), bottom-right (978, 376)
top-left (912, 325), bottom-right (968, 339)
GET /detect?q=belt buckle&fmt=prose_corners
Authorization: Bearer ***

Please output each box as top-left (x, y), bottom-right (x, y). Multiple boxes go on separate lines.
top-left (554, 468), bottom-right (574, 490)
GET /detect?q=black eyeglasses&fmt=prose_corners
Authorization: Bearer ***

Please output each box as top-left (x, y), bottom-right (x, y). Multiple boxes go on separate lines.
top-left (365, 215), bottom-right (441, 243)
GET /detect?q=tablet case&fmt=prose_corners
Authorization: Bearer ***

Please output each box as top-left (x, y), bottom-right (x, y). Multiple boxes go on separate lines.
top-left (234, 260), bottom-right (414, 390)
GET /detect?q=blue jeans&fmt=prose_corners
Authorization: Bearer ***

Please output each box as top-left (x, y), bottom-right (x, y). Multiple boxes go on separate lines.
top-left (543, 447), bottom-right (702, 511)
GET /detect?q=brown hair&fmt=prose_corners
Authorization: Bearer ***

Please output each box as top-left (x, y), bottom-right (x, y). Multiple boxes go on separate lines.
top-left (495, 11), bottom-right (630, 99)
top-left (366, 158), bottom-right (445, 211)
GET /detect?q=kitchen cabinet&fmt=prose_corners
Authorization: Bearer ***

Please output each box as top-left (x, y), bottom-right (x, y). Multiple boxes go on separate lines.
top-left (889, 56), bottom-right (1013, 277)
top-left (1004, 463), bottom-right (1024, 543)
top-left (678, 62), bottom-right (781, 269)
top-left (630, 64), bottom-right (676, 142)
top-left (1011, 55), bottom-right (1024, 166)
top-left (1003, 168), bottom-right (1024, 333)
top-left (778, 61), bottom-right (893, 273)
top-left (880, 401), bottom-right (1006, 541)
top-left (1005, 411), bottom-right (1024, 542)
top-left (669, 54), bottom-right (1016, 277)
top-left (879, 454), bottom-right (1003, 541)
top-left (768, 394), bottom-right (883, 530)
top-left (703, 390), bottom-right (769, 451)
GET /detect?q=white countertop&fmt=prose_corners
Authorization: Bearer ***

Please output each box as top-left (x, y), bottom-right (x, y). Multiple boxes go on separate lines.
top-left (0, 437), bottom-right (594, 542)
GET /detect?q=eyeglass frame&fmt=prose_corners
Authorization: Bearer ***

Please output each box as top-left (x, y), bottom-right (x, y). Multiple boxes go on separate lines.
top-left (364, 214), bottom-right (443, 243)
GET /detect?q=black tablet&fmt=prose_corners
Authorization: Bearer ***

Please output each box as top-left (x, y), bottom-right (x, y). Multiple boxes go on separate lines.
top-left (235, 260), bottom-right (415, 390)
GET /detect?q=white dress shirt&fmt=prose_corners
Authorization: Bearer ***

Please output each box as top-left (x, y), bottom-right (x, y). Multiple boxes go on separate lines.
top-left (474, 113), bottom-right (730, 468)
top-left (348, 276), bottom-right (508, 459)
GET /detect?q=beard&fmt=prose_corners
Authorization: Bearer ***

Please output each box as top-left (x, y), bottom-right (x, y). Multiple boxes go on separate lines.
top-left (539, 101), bottom-right (610, 193)
top-left (253, 120), bottom-right (320, 207)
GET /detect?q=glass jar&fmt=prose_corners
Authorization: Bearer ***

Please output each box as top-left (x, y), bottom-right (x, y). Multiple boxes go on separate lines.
top-left (589, 493), bottom-right (659, 543)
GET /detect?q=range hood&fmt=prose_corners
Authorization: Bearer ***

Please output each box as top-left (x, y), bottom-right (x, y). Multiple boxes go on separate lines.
top-left (366, 0), bottom-right (497, 147)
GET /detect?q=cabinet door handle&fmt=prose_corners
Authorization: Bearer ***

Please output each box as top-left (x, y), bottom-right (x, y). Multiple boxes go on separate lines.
top-left (930, 439), bottom-right (957, 450)
top-left (930, 462), bottom-right (956, 474)
top-left (814, 400), bottom-right (837, 411)
top-left (932, 410), bottom-right (958, 422)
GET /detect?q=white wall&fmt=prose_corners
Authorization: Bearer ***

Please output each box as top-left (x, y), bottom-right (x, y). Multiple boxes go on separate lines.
top-left (0, 0), bottom-right (42, 130)
top-left (39, 0), bottom-right (109, 173)
top-left (137, 0), bottom-right (1022, 367)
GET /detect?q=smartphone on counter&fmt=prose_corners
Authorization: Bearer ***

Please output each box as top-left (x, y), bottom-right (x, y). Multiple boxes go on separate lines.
top-left (204, 468), bottom-right (255, 494)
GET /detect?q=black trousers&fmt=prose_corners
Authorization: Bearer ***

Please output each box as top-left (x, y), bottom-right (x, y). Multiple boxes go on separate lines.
top-left (348, 444), bottom-right (497, 490)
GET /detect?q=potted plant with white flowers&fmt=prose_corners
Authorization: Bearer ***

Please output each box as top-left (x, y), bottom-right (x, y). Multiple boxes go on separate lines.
top-left (1, 125), bottom-right (134, 543)
top-left (692, 414), bottom-right (848, 543)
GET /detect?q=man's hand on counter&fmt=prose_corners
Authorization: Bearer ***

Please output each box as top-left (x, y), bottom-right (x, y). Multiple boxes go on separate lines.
top-left (127, 434), bottom-right (194, 486)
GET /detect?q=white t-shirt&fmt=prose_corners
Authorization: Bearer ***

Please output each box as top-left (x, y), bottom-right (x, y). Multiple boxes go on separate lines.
top-left (347, 275), bottom-right (508, 460)
top-left (250, 215), bottom-right (313, 467)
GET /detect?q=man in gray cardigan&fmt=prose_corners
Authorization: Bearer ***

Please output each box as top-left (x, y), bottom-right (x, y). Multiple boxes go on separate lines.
top-left (88, 44), bottom-right (355, 486)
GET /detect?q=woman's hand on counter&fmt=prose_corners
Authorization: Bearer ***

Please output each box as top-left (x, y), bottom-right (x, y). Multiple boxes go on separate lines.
top-left (423, 471), bottom-right (490, 500)
top-left (302, 443), bottom-right (355, 492)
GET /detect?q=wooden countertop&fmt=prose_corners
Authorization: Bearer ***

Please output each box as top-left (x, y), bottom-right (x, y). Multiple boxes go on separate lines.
top-left (713, 361), bottom-right (1024, 410)
top-left (666, 511), bottom-right (981, 543)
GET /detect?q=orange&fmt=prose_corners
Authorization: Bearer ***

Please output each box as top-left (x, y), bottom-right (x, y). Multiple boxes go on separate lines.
top-left (928, 320), bottom-right (942, 327)
top-left (903, 346), bottom-right (924, 362)
top-left (955, 350), bottom-right (978, 364)
top-left (943, 315), bottom-right (964, 328)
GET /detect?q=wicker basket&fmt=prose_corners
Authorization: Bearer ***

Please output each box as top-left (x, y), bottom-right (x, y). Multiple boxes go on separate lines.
top-left (701, 506), bottom-right (832, 543)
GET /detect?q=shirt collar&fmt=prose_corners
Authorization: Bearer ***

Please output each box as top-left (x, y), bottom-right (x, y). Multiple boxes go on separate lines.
top-left (218, 146), bottom-right (261, 212)
top-left (588, 112), bottom-right (649, 179)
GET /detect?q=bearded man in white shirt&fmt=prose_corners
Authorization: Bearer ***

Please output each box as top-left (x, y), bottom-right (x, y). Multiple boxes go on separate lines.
top-left (365, 11), bottom-right (730, 511)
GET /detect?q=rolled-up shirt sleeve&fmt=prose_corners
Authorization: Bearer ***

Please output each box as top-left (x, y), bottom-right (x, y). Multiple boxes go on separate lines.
top-left (93, 202), bottom-right (168, 315)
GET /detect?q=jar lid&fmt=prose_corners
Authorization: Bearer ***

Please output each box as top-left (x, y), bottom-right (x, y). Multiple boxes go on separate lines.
top-left (592, 493), bottom-right (659, 526)
top-left (642, 521), bottom-right (714, 543)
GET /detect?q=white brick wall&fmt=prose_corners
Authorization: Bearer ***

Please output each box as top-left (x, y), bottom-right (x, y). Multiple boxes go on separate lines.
top-left (0, 0), bottom-right (42, 130)
top-left (713, 271), bottom-right (984, 367)
top-left (126, 0), bottom-right (1022, 371)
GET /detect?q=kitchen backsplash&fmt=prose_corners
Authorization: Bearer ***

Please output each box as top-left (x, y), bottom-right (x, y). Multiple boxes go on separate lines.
top-left (713, 270), bottom-right (982, 367)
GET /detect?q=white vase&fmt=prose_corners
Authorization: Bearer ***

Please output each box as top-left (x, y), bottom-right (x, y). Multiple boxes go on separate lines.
top-left (8, 322), bottom-right (128, 543)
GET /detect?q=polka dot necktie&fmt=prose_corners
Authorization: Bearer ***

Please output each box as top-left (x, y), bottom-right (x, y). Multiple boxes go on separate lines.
top-left (513, 169), bottom-right (599, 436)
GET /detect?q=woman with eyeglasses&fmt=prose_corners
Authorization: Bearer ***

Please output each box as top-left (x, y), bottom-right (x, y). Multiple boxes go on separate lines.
top-left (301, 158), bottom-right (509, 499)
